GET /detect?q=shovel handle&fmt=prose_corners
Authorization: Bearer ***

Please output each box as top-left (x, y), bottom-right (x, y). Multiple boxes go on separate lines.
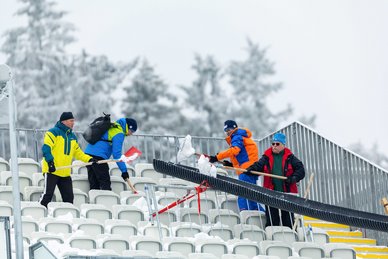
top-left (222, 166), bottom-right (287, 180)
top-left (43, 159), bottom-right (119, 173)
top-left (125, 178), bottom-right (137, 194)
top-left (292, 173), bottom-right (315, 231)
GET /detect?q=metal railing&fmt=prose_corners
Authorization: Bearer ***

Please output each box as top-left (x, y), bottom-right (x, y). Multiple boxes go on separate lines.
top-left (1, 121), bottom-right (388, 241)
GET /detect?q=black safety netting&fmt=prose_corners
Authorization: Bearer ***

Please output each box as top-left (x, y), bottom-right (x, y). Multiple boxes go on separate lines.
top-left (153, 159), bottom-right (388, 232)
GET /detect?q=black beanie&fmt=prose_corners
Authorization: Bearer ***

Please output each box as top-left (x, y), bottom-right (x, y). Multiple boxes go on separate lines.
top-left (223, 120), bottom-right (238, 132)
top-left (60, 112), bottom-right (74, 122)
top-left (126, 118), bottom-right (137, 132)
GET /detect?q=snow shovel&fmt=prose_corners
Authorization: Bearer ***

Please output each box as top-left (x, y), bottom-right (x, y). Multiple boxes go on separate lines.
top-left (292, 173), bottom-right (315, 230)
top-left (42, 146), bottom-right (142, 193)
top-left (177, 135), bottom-right (287, 180)
top-left (382, 197), bottom-right (388, 215)
top-left (152, 180), bottom-right (209, 217)
top-left (221, 165), bottom-right (287, 180)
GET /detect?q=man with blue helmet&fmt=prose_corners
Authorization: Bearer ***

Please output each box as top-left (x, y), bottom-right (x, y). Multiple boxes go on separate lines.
top-left (85, 117), bottom-right (137, 190)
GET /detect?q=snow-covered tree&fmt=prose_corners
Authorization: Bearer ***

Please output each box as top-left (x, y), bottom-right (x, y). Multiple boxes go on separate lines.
top-left (121, 59), bottom-right (181, 134)
top-left (1, 0), bottom-right (76, 128)
top-left (226, 39), bottom-right (292, 138)
top-left (69, 51), bottom-right (138, 130)
top-left (180, 54), bottom-right (228, 136)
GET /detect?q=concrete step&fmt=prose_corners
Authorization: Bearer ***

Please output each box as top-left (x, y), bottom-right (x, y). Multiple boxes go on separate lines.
top-left (304, 221), bottom-right (350, 231)
top-left (353, 245), bottom-right (388, 255)
top-left (329, 237), bottom-right (376, 246)
top-left (356, 253), bottom-right (388, 259)
top-left (327, 230), bottom-right (363, 238)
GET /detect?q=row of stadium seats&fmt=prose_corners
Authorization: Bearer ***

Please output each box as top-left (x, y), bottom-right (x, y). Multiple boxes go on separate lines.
top-left (11, 224), bottom-right (349, 258)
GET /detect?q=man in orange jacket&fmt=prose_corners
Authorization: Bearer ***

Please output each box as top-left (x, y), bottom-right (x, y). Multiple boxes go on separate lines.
top-left (209, 120), bottom-right (260, 211)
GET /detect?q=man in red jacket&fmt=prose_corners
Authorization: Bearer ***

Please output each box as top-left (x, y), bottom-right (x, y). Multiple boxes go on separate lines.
top-left (246, 132), bottom-right (305, 228)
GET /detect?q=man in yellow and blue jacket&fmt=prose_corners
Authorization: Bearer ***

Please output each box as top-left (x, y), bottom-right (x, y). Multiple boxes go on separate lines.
top-left (40, 112), bottom-right (93, 207)
top-left (85, 117), bottom-right (137, 190)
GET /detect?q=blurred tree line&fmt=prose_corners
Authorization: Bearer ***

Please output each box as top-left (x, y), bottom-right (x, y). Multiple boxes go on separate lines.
top-left (2, 0), bottom-right (386, 169)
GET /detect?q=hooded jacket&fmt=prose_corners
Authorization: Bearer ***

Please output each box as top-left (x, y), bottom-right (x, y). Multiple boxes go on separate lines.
top-left (216, 128), bottom-right (259, 173)
top-left (42, 121), bottom-right (91, 177)
top-left (84, 118), bottom-right (130, 173)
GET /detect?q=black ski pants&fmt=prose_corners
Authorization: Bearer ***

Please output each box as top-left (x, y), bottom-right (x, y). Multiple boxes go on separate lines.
top-left (40, 173), bottom-right (73, 208)
top-left (86, 155), bottom-right (111, 190)
top-left (265, 205), bottom-right (294, 229)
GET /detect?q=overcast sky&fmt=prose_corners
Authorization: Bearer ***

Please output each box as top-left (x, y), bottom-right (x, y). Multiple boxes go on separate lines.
top-left (1, 0), bottom-right (387, 155)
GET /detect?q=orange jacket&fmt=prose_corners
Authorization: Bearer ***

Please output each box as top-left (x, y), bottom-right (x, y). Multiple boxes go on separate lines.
top-left (216, 128), bottom-right (259, 174)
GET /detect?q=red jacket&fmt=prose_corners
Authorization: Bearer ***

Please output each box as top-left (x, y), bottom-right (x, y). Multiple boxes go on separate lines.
top-left (248, 147), bottom-right (305, 193)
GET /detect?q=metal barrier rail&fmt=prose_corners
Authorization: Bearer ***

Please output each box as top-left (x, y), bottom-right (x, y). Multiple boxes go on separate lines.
top-left (1, 121), bottom-right (388, 242)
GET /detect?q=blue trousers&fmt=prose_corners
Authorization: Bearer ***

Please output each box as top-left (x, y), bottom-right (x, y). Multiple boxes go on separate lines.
top-left (238, 173), bottom-right (259, 210)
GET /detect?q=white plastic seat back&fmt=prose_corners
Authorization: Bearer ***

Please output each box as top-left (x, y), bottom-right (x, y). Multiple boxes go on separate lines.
top-left (179, 208), bottom-right (209, 225)
top-left (24, 186), bottom-right (43, 202)
top-left (0, 186), bottom-right (23, 204)
top-left (189, 196), bottom-right (216, 214)
top-left (30, 231), bottom-right (64, 244)
top-left (1, 171), bottom-right (32, 192)
top-left (324, 243), bottom-right (356, 259)
top-left (207, 226), bottom-right (234, 241)
top-left (130, 176), bottom-right (157, 193)
top-left (32, 173), bottom-right (44, 187)
top-left (88, 189), bottom-right (120, 210)
top-left (48, 202), bottom-right (80, 218)
top-left (73, 218), bottom-right (104, 236)
top-left (171, 222), bottom-right (202, 237)
top-left (100, 234), bottom-right (130, 255)
top-left (120, 191), bottom-right (145, 205)
top-left (73, 188), bottom-right (88, 208)
top-left (71, 160), bottom-right (87, 174)
top-left (72, 175), bottom-right (90, 194)
top-left (209, 209), bottom-right (241, 229)
top-left (0, 158), bottom-right (9, 172)
top-left (68, 234), bottom-right (97, 249)
top-left (20, 217), bottom-right (39, 234)
top-left (112, 204), bottom-right (144, 223)
top-left (12, 158), bottom-right (40, 176)
top-left (240, 210), bottom-right (266, 228)
top-left (232, 241), bottom-right (260, 258)
top-left (111, 175), bottom-right (128, 194)
top-left (165, 237), bottom-right (195, 257)
top-left (199, 240), bottom-right (228, 258)
top-left (261, 240), bottom-right (292, 259)
top-left (105, 219), bottom-right (137, 237)
top-left (129, 236), bottom-right (163, 256)
top-left (266, 226), bottom-right (298, 243)
top-left (39, 218), bottom-right (73, 234)
top-left (293, 242), bottom-right (325, 258)
top-left (234, 224), bottom-right (266, 243)
top-left (80, 204), bottom-right (112, 223)
top-left (21, 202), bottom-right (47, 220)
top-left (0, 201), bottom-right (12, 216)
top-left (220, 195), bottom-right (239, 215)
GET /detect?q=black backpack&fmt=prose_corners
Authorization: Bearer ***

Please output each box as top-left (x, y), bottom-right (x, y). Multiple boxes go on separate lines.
top-left (82, 113), bottom-right (113, 144)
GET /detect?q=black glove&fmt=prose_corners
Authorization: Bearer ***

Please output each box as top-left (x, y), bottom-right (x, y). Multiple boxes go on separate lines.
top-left (48, 161), bottom-right (56, 173)
top-left (222, 160), bottom-right (233, 167)
top-left (285, 175), bottom-right (298, 184)
top-left (209, 155), bottom-right (218, 163)
top-left (121, 172), bottom-right (130, 181)
top-left (245, 168), bottom-right (254, 176)
top-left (89, 158), bottom-right (98, 165)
